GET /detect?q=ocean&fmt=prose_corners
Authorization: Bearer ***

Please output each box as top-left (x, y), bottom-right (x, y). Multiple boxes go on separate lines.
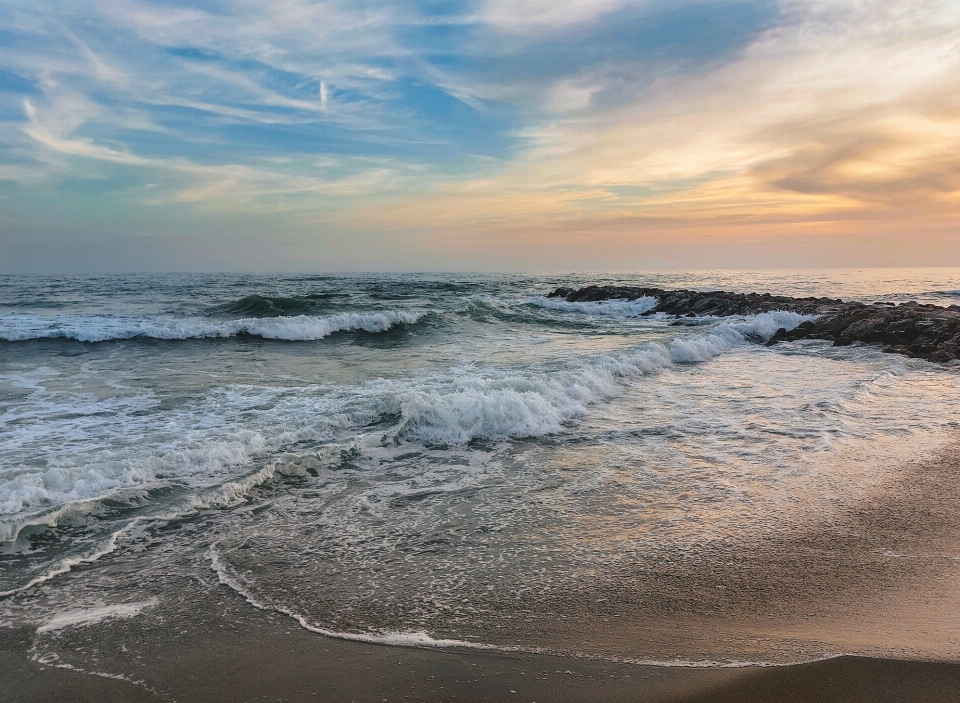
top-left (3, 269), bottom-right (960, 667)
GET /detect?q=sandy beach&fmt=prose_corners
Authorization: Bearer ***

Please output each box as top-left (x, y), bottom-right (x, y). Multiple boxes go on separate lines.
top-left (6, 440), bottom-right (960, 702)
top-left (6, 577), bottom-right (960, 703)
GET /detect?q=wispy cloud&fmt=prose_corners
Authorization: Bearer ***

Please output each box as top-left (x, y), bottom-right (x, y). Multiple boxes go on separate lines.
top-left (0, 0), bottom-right (958, 271)
top-left (358, 0), bottom-right (960, 228)
top-left (479, 0), bottom-right (634, 32)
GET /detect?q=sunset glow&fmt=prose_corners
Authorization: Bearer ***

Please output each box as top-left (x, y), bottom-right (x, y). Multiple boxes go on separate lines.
top-left (1, 0), bottom-right (958, 270)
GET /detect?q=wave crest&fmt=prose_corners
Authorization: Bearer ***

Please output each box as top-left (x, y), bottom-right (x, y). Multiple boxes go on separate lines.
top-left (218, 293), bottom-right (344, 317)
top-left (0, 311), bottom-right (812, 537)
top-left (0, 310), bottom-right (426, 343)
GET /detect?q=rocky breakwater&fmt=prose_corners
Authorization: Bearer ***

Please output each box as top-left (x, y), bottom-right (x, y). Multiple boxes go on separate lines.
top-left (548, 285), bottom-right (960, 363)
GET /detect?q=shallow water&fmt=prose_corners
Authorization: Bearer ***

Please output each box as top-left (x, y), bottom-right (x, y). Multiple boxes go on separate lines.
top-left (3, 269), bottom-right (960, 664)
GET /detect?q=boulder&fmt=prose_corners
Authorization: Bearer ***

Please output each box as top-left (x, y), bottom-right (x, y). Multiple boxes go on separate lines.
top-left (548, 286), bottom-right (960, 363)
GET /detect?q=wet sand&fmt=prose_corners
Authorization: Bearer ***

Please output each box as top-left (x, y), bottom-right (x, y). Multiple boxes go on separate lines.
top-left (6, 445), bottom-right (960, 701)
top-left (5, 592), bottom-right (960, 703)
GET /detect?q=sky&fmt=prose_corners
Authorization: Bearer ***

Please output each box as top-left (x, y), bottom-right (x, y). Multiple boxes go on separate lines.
top-left (0, 0), bottom-right (958, 272)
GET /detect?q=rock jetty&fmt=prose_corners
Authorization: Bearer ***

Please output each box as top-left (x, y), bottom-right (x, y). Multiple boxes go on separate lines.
top-left (547, 285), bottom-right (960, 363)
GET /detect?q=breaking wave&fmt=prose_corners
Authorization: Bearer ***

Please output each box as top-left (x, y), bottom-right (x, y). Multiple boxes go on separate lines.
top-left (0, 310), bottom-right (811, 524)
top-left (387, 310), bottom-right (813, 444)
top-left (218, 293), bottom-right (344, 317)
top-left (0, 310), bottom-right (426, 343)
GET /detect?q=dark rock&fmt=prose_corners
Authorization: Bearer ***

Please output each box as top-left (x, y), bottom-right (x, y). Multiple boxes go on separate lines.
top-left (765, 327), bottom-right (790, 346)
top-left (548, 285), bottom-right (960, 364)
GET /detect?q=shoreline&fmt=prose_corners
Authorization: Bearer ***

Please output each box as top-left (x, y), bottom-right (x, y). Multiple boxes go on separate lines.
top-left (6, 592), bottom-right (960, 703)
top-left (8, 431), bottom-right (960, 703)
top-left (6, 440), bottom-right (960, 702)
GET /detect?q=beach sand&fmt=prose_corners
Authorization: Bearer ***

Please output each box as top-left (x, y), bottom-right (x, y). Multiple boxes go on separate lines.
top-left (5, 586), bottom-right (960, 703)
top-left (6, 444), bottom-right (960, 703)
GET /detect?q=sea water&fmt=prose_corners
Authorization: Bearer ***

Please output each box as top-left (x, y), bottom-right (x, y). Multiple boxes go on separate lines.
top-left (3, 270), bottom-right (960, 664)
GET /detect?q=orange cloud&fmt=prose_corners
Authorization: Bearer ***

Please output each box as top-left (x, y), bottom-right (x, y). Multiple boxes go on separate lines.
top-left (337, 0), bottom-right (960, 259)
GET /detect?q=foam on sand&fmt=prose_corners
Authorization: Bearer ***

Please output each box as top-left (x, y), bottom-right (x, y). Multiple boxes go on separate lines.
top-left (36, 599), bottom-right (157, 633)
top-left (207, 544), bottom-right (500, 651)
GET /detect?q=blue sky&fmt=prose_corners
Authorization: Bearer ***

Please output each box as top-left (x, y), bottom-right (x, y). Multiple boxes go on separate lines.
top-left (1, 0), bottom-right (958, 271)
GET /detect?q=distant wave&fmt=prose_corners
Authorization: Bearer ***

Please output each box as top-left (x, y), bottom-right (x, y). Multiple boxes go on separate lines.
top-left (0, 310), bottom-right (425, 343)
top-left (525, 296), bottom-right (659, 317)
top-left (218, 293), bottom-right (344, 317)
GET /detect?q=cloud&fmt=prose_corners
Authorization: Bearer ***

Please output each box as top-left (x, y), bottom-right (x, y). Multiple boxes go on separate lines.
top-left (1, 0), bottom-right (958, 271)
top-left (479, 0), bottom-right (632, 32)
top-left (352, 0), bottom-right (960, 233)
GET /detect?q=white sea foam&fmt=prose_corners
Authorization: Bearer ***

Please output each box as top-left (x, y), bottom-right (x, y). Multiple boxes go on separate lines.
top-left (36, 599), bottom-right (156, 633)
top-left (208, 544), bottom-right (501, 650)
top-left (0, 465), bottom-right (151, 519)
top-left (9, 273), bottom-right (960, 667)
top-left (667, 311), bottom-right (815, 362)
top-left (0, 521), bottom-right (138, 597)
top-left (729, 310), bottom-right (815, 341)
top-left (380, 346), bottom-right (671, 444)
top-left (30, 654), bottom-right (154, 691)
top-left (391, 312), bottom-right (814, 444)
top-left (0, 310), bottom-right (425, 342)
top-left (337, 312), bottom-right (812, 446)
top-left (209, 543), bottom-right (833, 666)
top-left (0, 311), bottom-right (814, 525)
